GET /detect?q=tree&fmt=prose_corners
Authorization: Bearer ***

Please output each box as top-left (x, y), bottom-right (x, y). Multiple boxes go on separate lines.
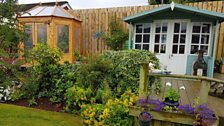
top-left (0, 0), bottom-right (26, 85)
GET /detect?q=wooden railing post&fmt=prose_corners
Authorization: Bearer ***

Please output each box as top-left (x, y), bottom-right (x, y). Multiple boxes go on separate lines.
top-left (199, 80), bottom-right (211, 104)
top-left (139, 62), bottom-right (149, 99)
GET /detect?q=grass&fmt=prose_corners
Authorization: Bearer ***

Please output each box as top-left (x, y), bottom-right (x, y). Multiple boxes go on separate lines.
top-left (0, 103), bottom-right (82, 126)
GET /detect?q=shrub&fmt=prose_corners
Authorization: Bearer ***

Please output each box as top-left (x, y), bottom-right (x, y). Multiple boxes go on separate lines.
top-left (102, 18), bottom-right (128, 50)
top-left (22, 44), bottom-right (78, 103)
top-left (80, 90), bottom-right (138, 126)
top-left (101, 49), bottom-right (160, 94)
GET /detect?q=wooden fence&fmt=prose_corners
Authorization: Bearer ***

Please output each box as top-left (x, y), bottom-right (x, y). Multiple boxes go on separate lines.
top-left (70, 1), bottom-right (224, 58)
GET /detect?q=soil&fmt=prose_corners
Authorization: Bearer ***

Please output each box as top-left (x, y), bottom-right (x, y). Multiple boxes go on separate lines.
top-left (6, 97), bottom-right (64, 112)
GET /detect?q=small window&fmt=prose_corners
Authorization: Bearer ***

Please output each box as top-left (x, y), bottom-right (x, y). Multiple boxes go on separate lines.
top-left (190, 23), bottom-right (210, 54)
top-left (134, 24), bottom-right (151, 50)
top-left (172, 22), bottom-right (187, 54)
top-left (37, 24), bottom-right (47, 43)
top-left (154, 23), bottom-right (168, 54)
top-left (57, 25), bottom-right (69, 53)
top-left (24, 25), bottom-right (33, 50)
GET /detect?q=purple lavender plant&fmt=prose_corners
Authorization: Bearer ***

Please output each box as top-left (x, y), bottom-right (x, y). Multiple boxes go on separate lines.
top-left (196, 104), bottom-right (214, 120)
top-left (147, 97), bottom-right (165, 111)
top-left (138, 112), bottom-right (153, 121)
top-left (178, 104), bottom-right (195, 114)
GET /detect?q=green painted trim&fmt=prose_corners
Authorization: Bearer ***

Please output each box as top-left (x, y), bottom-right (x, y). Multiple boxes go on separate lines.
top-left (128, 24), bottom-right (134, 49)
top-left (124, 3), bottom-right (224, 23)
top-left (210, 20), bottom-right (220, 77)
top-left (209, 23), bottom-right (214, 57)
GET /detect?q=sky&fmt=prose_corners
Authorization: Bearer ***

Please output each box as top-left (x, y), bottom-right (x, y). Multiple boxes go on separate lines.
top-left (18, 0), bottom-right (149, 9)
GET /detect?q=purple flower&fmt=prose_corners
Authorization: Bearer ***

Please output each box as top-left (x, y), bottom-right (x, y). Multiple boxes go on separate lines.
top-left (178, 104), bottom-right (195, 114)
top-left (138, 112), bottom-right (153, 121)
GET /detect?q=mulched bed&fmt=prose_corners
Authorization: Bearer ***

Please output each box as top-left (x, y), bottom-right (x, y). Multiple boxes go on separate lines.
top-left (6, 97), bottom-right (64, 112)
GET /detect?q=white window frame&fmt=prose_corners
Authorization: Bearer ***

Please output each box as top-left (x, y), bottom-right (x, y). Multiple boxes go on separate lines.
top-left (133, 23), bottom-right (152, 50)
top-left (189, 22), bottom-right (212, 55)
top-left (153, 22), bottom-right (168, 54)
top-left (171, 22), bottom-right (188, 54)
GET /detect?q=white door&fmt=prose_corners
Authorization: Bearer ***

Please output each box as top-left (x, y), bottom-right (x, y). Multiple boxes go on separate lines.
top-left (153, 21), bottom-right (189, 74)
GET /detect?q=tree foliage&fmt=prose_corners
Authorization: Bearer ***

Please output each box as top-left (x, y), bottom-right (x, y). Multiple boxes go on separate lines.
top-left (0, 0), bottom-right (26, 85)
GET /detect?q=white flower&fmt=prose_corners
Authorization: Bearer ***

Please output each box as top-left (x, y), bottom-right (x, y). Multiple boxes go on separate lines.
top-left (179, 86), bottom-right (185, 90)
top-left (4, 89), bottom-right (10, 96)
top-left (148, 62), bottom-right (155, 70)
top-left (0, 94), bottom-right (3, 99)
top-left (166, 82), bottom-right (172, 87)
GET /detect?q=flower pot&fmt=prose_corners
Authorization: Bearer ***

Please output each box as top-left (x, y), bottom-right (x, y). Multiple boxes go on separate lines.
top-left (139, 120), bottom-right (151, 126)
top-left (138, 112), bottom-right (152, 126)
top-left (164, 98), bottom-right (179, 107)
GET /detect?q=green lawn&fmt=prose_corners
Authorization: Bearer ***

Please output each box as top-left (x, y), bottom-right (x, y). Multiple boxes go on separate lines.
top-left (0, 104), bottom-right (82, 126)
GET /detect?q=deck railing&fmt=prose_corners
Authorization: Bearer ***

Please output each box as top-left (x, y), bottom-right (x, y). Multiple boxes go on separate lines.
top-left (129, 62), bottom-right (223, 126)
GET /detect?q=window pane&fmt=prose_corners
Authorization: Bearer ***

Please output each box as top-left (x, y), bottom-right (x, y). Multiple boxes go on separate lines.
top-left (143, 44), bottom-right (149, 50)
top-left (162, 23), bottom-right (167, 33)
top-left (160, 44), bottom-right (166, 53)
top-left (136, 25), bottom-right (143, 33)
top-left (57, 25), bottom-right (69, 53)
top-left (174, 23), bottom-right (180, 33)
top-left (193, 23), bottom-right (201, 33)
top-left (25, 25), bottom-right (33, 49)
top-left (154, 45), bottom-right (159, 53)
top-left (173, 35), bottom-right (179, 43)
top-left (161, 35), bottom-right (167, 43)
top-left (201, 35), bottom-right (209, 44)
top-left (143, 35), bottom-right (150, 43)
top-left (179, 45), bottom-right (185, 54)
top-left (200, 46), bottom-right (208, 54)
top-left (181, 22), bottom-right (187, 33)
top-left (172, 45), bottom-right (178, 54)
top-left (191, 35), bottom-right (200, 44)
top-left (180, 35), bottom-right (186, 43)
top-left (135, 44), bottom-right (141, 49)
top-left (155, 35), bottom-right (160, 43)
top-left (202, 24), bottom-right (210, 33)
top-left (37, 24), bottom-right (47, 43)
top-left (191, 45), bottom-right (199, 54)
top-left (144, 24), bottom-right (150, 33)
top-left (135, 35), bottom-right (142, 43)
top-left (155, 23), bottom-right (161, 33)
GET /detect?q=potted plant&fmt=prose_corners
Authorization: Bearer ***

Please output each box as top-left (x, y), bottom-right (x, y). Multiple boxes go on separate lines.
top-left (164, 88), bottom-right (180, 107)
top-left (194, 104), bottom-right (215, 126)
top-left (138, 111), bottom-right (153, 126)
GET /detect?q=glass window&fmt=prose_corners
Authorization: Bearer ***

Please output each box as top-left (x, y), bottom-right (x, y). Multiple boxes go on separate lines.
top-left (190, 23), bottom-right (210, 54)
top-left (24, 25), bottom-right (33, 50)
top-left (172, 22), bottom-right (187, 54)
top-left (37, 24), bottom-right (47, 43)
top-left (154, 23), bottom-right (167, 54)
top-left (134, 24), bottom-right (151, 50)
top-left (57, 25), bottom-right (69, 53)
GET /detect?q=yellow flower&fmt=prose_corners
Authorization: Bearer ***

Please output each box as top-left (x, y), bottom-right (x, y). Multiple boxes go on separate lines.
top-left (84, 120), bottom-right (91, 125)
top-left (90, 112), bottom-right (95, 118)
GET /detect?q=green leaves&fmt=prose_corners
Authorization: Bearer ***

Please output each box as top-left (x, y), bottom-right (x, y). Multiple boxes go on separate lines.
top-left (103, 18), bottom-right (128, 50)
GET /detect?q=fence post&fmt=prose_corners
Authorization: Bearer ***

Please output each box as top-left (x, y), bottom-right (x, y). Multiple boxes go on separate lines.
top-left (139, 62), bottom-right (149, 99)
top-left (199, 80), bottom-right (211, 104)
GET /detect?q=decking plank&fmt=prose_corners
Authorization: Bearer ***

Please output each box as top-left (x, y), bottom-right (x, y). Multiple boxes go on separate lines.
top-left (179, 80), bottom-right (190, 105)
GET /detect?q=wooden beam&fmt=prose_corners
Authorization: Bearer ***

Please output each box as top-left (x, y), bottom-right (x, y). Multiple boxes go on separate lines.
top-left (199, 80), bottom-right (211, 104)
top-left (139, 63), bottom-right (149, 99)
top-left (149, 74), bottom-right (224, 84)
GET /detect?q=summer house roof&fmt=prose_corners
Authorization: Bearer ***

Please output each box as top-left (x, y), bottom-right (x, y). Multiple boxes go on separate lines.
top-left (124, 2), bottom-right (224, 23)
top-left (20, 5), bottom-right (75, 19)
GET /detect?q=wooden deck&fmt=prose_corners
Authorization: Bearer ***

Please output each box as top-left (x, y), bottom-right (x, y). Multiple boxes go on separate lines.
top-left (150, 77), bottom-right (224, 117)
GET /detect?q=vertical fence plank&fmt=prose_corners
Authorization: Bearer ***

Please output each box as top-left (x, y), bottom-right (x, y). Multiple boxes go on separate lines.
top-left (72, 1), bottom-right (224, 58)
top-left (139, 63), bottom-right (149, 99)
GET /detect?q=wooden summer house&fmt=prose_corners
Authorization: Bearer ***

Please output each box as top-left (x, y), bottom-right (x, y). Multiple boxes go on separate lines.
top-left (124, 2), bottom-right (224, 77)
top-left (17, 5), bottom-right (82, 63)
